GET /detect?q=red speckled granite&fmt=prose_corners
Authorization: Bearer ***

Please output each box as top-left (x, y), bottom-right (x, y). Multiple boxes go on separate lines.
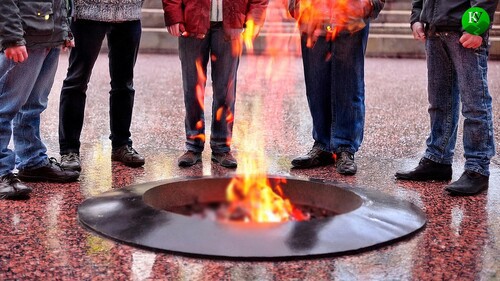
top-left (0, 54), bottom-right (499, 280)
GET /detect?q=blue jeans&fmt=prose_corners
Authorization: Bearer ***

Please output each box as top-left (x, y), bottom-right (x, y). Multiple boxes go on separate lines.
top-left (424, 31), bottom-right (495, 176)
top-left (178, 23), bottom-right (241, 153)
top-left (59, 19), bottom-right (142, 154)
top-left (0, 47), bottom-right (60, 176)
top-left (300, 25), bottom-right (369, 154)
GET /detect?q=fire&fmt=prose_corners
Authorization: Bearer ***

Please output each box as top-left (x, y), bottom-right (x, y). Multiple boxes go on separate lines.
top-left (292, 0), bottom-right (367, 46)
top-left (223, 97), bottom-right (307, 223)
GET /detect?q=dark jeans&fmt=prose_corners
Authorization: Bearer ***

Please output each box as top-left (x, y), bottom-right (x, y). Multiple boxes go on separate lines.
top-left (178, 23), bottom-right (241, 153)
top-left (59, 19), bottom-right (141, 154)
top-left (300, 25), bottom-right (369, 154)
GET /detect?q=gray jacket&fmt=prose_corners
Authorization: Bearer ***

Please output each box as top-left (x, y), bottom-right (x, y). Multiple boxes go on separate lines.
top-left (74, 0), bottom-right (144, 22)
top-left (0, 0), bottom-right (72, 50)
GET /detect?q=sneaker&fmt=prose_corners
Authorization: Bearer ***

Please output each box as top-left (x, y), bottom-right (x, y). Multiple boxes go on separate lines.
top-left (445, 170), bottom-right (489, 195)
top-left (0, 173), bottom-right (32, 199)
top-left (18, 158), bottom-right (79, 183)
top-left (178, 151), bottom-right (202, 167)
top-left (60, 152), bottom-right (81, 171)
top-left (111, 145), bottom-right (145, 168)
top-left (395, 158), bottom-right (452, 181)
top-left (336, 151), bottom-right (357, 175)
top-left (291, 147), bottom-right (334, 169)
top-left (211, 151), bottom-right (237, 168)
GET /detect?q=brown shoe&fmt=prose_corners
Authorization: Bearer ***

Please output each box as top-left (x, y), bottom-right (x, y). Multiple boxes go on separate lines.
top-left (211, 151), bottom-right (237, 168)
top-left (178, 151), bottom-right (202, 167)
top-left (111, 145), bottom-right (145, 168)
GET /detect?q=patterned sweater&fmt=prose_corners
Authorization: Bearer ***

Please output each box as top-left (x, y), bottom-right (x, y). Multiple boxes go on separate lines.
top-left (75, 0), bottom-right (144, 22)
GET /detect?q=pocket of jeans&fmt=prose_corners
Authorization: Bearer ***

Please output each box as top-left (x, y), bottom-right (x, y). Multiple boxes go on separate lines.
top-left (19, 2), bottom-right (54, 36)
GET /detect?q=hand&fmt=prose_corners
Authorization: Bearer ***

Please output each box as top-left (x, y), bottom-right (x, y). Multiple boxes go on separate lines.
top-left (167, 23), bottom-right (187, 37)
top-left (4, 45), bottom-right (28, 63)
top-left (459, 32), bottom-right (482, 49)
top-left (411, 22), bottom-right (426, 42)
top-left (62, 39), bottom-right (75, 51)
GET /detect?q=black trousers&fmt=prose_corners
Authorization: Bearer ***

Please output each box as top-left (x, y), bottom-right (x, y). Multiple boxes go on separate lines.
top-left (59, 19), bottom-right (141, 154)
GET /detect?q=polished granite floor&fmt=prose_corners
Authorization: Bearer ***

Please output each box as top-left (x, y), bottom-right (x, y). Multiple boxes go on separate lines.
top-left (0, 53), bottom-right (499, 280)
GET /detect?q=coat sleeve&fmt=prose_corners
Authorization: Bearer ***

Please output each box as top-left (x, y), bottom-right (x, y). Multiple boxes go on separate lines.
top-left (410, 0), bottom-right (423, 27)
top-left (162, 0), bottom-right (184, 26)
top-left (246, 0), bottom-right (269, 27)
top-left (368, 0), bottom-right (385, 19)
top-left (0, 0), bottom-right (26, 50)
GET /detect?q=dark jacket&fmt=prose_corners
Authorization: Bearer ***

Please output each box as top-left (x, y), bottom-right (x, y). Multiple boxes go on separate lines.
top-left (162, 0), bottom-right (269, 37)
top-left (0, 0), bottom-right (72, 50)
top-left (410, 0), bottom-right (499, 30)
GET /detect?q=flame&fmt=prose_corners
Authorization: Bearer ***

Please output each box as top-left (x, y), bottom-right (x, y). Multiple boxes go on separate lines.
top-left (223, 97), bottom-right (307, 223)
top-left (294, 0), bottom-right (367, 45)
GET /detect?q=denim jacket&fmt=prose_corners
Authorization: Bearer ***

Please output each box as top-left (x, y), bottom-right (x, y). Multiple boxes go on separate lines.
top-left (0, 0), bottom-right (73, 50)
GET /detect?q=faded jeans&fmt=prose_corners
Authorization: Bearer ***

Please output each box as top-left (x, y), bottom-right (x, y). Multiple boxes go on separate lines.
top-left (424, 31), bottom-right (495, 176)
top-left (0, 47), bottom-right (60, 176)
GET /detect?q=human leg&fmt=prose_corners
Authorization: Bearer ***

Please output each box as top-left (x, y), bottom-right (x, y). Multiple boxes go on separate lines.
top-left (178, 33), bottom-right (211, 153)
top-left (107, 20), bottom-right (144, 167)
top-left (291, 34), bottom-right (335, 169)
top-left (59, 20), bottom-right (107, 156)
top-left (0, 52), bottom-right (41, 177)
top-left (208, 24), bottom-right (240, 155)
top-left (395, 33), bottom-right (457, 181)
top-left (330, 25), bottom-right (369, 175)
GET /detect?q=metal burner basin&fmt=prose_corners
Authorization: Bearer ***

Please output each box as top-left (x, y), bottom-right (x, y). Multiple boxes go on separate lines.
top-left (78, 176), bottom-right (426, 259)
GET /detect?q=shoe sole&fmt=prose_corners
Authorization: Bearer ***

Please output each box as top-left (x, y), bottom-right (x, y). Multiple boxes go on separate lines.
top-left (111, 157), bottom-right (145, 168)
top-left (17, 174), bottom-right (79, 183)
top-left (178, 159), bottom-right (201, 167)
top-left (61, 165), bottom-right (82, 172)
top-left (291, 161), bottom-right (334, 169)
top-left (395, 174), bottom-right (452, 181)
top-left (0, 189), bottom-right (32, 199)
top-left (211, 158), bottom-right (237, 168)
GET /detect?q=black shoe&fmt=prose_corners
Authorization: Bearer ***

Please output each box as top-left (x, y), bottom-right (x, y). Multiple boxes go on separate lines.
top-left (445, 170), bottom-right (489, 195)
top-left (60, 152), bottom-right (81, 171)
top-left (291, 147), bottom-right (334, 169)
top-left (18, 158), bottom-right (80, 183)
top-left (111, 145), bottom-right (145, 168)
top-left (0, 173), bottom-right (32, 199)
top-left (178, 151), bottom-right (202, 167)
top-left (211, 152), bottom-right (237, 168)
top-left (395, 158), bottom-right (452, 181)
top-left (336, 151), bottom-right (357, 175)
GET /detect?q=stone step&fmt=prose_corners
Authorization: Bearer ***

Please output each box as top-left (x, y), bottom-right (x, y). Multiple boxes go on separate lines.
top-left (138, 1), bottom-right (500, 59)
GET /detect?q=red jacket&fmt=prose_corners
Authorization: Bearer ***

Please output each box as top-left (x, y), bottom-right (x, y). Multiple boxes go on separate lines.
top-left (162, 0), bottom-right (268, 37)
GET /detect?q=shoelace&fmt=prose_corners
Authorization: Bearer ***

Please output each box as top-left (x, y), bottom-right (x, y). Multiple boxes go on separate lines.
top-left (62, 153), bottom-right (79, 161)
top-left (48, 157), bottom-right (63, 167)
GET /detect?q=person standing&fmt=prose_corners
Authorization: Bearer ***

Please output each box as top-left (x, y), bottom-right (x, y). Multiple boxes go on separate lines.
top-left (162, 0), bottom-right (269, 168)
top-left (288, 0), bottom-right (385, 175)
top-left (0, 0), bottom-right (80, 199)
top-left (395, 0), bottom-right (498, 195)
top-left (58, 0), bottom-right (146, 171)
